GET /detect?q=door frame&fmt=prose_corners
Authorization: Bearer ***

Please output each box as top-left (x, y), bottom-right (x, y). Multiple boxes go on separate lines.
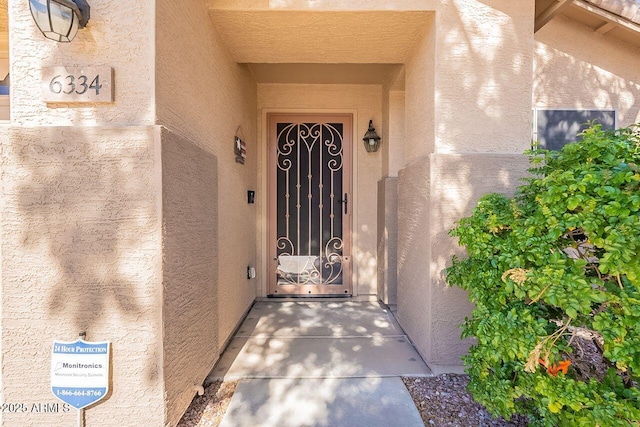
top-left (266, 112), bottom-right (354, 296)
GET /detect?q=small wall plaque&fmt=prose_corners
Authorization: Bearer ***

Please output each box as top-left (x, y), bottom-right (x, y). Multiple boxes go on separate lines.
top-left (42, 66), bottom-right (114, 103)
top-left (235, 136), bottom-right (246, 164)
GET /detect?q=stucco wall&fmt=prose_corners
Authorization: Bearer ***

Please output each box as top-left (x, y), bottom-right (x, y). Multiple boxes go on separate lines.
top-left (0, 126), bottom-right (163, 426)
top-left (377, 177), bottom-right (398, 305)
top-left (429, 153), bottom-right (531, 364)
top-left (534, 15), bottom-right (640, 126)
top-left (404, 0), bottom-right (535, 157)
top-left (161, 128), bottom-right (219, 426)
top-left (405, 16), bottom-right (435, 162)
top-left (397, 154), bottom-right (532, 368)
top-left (257, 84), bottom-right (383, 296)
top-left (398, 0), bottom-right (536, 368)
top-left (8, 1), bottom-right (155, 126)
top-left (431, 1), bottom-right (534, 155)
top-left (156, 0), bottom-right (258, 358)
top-left (387, 91), bottom-right (406, 177)
top-left (397, 157), bottom-right (432, 361)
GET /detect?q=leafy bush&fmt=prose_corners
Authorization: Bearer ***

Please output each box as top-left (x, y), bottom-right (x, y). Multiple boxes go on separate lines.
top-left (446, 124), bottom-right (640, 426)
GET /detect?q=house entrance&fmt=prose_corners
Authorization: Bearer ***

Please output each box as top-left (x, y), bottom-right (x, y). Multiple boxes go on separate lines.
top-left (267, 114), bottom-right (352, 296)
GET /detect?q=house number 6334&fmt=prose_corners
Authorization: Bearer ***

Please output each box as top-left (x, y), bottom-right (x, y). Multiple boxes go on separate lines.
top-left (49, 74), bottom-right (103, 96)
top-left (42, 66), bottom-right (114, 103)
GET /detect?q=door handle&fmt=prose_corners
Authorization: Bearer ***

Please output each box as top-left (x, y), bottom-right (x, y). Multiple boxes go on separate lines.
top-left (339, 193), bottom-right (348, 215)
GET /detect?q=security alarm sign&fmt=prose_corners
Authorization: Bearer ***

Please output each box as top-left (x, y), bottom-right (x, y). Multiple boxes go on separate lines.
top-left (42, 66), bottom-right (114, 103)
top-left (51, 339), bottom-right (110, 409)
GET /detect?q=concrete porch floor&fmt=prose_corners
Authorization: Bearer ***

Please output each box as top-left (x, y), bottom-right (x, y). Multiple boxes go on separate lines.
top-left (208, 300), bottom-right (432, 426)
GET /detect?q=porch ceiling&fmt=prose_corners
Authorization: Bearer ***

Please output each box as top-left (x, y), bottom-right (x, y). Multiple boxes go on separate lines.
top-left (246, 63), bottom-right (404, 85)
top-left (207, 10), bottom-right (433, 64)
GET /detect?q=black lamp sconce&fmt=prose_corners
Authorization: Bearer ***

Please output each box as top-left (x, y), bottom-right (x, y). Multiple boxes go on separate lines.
top-left (29, 0), bottom-right (90, 43)
top-left (363, 120), bottom-right (381, 153)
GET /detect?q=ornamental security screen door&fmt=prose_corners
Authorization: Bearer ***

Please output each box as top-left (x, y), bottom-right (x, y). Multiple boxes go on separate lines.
top-left (268, 114), bottom-right (352, 296)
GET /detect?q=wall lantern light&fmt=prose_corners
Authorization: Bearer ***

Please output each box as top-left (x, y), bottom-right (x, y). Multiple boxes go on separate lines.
top-left (362, 120), bottom-right (381, 153)
top-left (29, 0), bottom-right (90, 43)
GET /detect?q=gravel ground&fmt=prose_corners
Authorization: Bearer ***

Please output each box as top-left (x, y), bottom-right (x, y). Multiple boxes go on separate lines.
top-left (177, 381), bottom-right (237, 427)
top-left (178, 375), bottom-right (528, 427)
top-left (403, 375), bottom-right (528, 427)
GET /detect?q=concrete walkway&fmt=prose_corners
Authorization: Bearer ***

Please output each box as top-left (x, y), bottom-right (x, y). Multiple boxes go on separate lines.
top-left (208, 300), bottom-right (432, 427)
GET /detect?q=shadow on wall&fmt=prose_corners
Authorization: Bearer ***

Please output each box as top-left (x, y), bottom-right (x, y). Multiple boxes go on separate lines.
top-left (534, 18), bottom-right (640, 126)
top-left (5, 124), bottom-right (223, 426)
top-left (396, 159), bottom-right (430, 296)
top-left (396, 154), bottom-right (532, 364)
top-left (398, 1), bottom-right (537, 364)
top-left (431, 2), bottom-right (534, 154)
top-left (429, 5), bottom-right (640, 265)
top-left (428, 1), bottom-right (537, 270)
top-left (398, 158), bottom-right (531, 285)
top-left (5, 126), bottom-right (160, 384)
top-left (430, 155), bottom-right (532, 281)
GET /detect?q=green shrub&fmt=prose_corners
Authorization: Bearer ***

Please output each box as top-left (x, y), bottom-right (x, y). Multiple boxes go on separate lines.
top-left (447, 124), bottom-right (640, 426)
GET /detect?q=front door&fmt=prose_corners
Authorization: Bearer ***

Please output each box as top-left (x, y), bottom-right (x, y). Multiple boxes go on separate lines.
top-left (268, 114), bottom-right (352, 296)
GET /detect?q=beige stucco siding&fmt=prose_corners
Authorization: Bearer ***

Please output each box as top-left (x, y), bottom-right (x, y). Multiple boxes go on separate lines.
top-left (405, 16), bottom-right (436, 162)
top-left (257, 84), bottom-right (382, 296)
top-left (397, 154), bottom-right (532, 368)
top-left (403, 0), bottom-right (535, 156)
top-left (156, 0), bottom-right (258, 354)
top-left (4, 0), bottom-right (258, 424)
top-left (398, 0), bottom-right (536, 368)
top-left (8, 1), bottom-right (155, 126)
top-left (161, 128), bottom-right (219, 426)
top-left (3, 3), bottom-right (165, 426)
top-left (428, 153), bottom-right (531, 363)
top-left (534, 15), bottom-right (640, 126)
top-left (397, 158), bottom-right (432, 359)
top-left (5, 3), bottom-right (640, 426)
top-left (377, 177), bottom-right (398, 305)
top-left (432, 1), bottom-right (535, 154)
top-left (386, 91), bottom-right (406, 177)
top-left (0, 126), bottom-right (163, 426)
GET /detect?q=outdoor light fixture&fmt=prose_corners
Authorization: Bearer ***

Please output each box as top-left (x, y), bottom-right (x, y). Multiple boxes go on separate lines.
top-left (29, 0), bottom-right (90, 43)
top-left (362, 120), bottom-right (381, 153)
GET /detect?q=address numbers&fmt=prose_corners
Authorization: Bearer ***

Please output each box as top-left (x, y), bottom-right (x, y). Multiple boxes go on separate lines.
top-left (42, 67), bottom-right (114, 103)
